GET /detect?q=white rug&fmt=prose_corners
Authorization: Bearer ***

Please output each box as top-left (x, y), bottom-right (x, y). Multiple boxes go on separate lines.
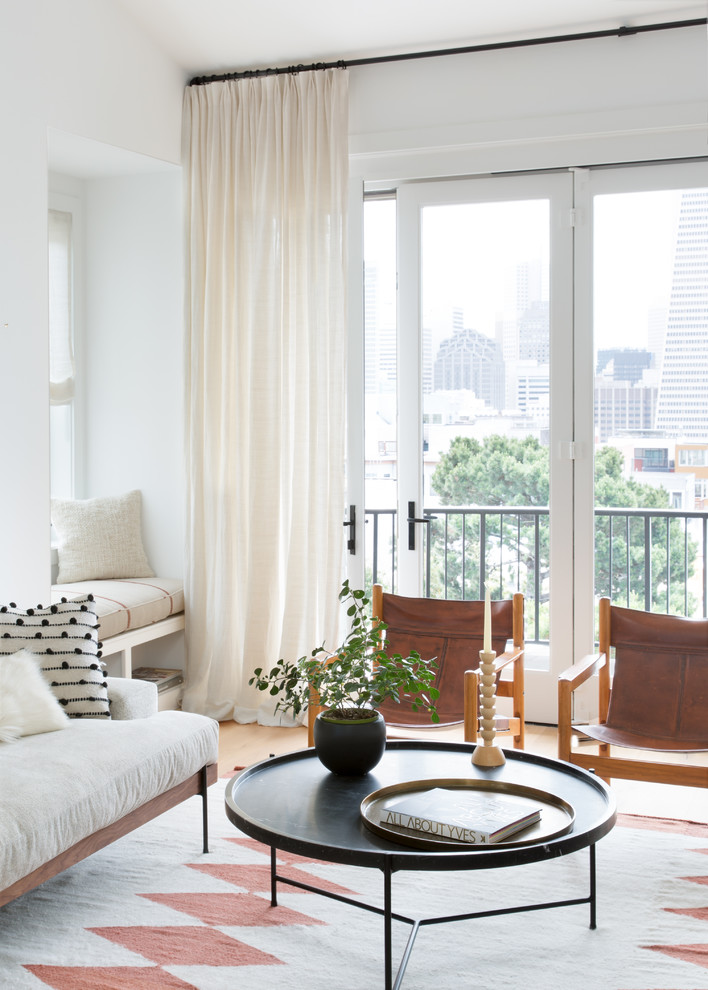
top-left (1, 774), bottom-right (707, 990)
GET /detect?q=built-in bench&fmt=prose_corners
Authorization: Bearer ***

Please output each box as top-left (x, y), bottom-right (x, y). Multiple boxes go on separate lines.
top-left (51, 577), bottom-right (184, 679)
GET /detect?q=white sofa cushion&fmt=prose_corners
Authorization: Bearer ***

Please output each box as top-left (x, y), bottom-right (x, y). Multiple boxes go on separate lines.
top-left (106, 675), bottom-right (159, 720)
top-left (51, 578), bottom-right (184, 640)
top-left (51, 490), bottom-right (154, 583)
top-left (0, 650), bottom-right (69, 742)
top-left (0, 710), bottom-right (219, 893)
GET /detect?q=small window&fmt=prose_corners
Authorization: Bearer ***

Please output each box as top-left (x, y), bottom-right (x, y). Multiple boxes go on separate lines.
top-left (48, 209), bottom-right (75, 499)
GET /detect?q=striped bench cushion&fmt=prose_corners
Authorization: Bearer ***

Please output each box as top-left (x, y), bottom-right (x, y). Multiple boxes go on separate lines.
top-left (51, 578), bottom-right (184, 642)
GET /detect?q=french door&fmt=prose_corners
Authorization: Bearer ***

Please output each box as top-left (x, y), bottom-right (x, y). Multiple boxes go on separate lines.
top-left (353, 160), bottom-right (706, 723)
top-left (360, 172), bottom-right (574, 720)
top-left (581, 161), bottom-right (708, 630)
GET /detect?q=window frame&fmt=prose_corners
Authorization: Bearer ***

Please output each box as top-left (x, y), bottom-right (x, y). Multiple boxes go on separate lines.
top-left (48, 183), bottom-right (84, 501)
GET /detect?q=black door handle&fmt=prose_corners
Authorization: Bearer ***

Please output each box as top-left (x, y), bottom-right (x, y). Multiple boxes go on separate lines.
top-left (406, 501), bottom-right (437, 551)
top-left (343, 505), bottom-right (356, 555)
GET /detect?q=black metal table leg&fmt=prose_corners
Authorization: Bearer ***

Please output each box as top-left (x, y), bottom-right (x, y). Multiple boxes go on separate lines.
top-left (270, 846), bottom-right (278, 907)
top-left (384, 859), bottom-right (392, 990)
top-left (589, 843), bottom-right (596, 929)
top-left (266, 844), bottom-right (601, 989)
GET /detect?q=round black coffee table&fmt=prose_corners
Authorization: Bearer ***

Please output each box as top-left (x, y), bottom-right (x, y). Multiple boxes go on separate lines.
top-left (225, 741), bottom-right (616, 989)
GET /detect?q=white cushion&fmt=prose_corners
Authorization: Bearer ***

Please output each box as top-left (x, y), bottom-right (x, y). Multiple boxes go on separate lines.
top-left (0, 711), bottom-right (219, 892)
top-left (0, 650), bottom-right (69, 743)
top-left (51, 577), bottom-right (184, 640)
top-left (51, 490), bottom-right (154, 584)
top-left (0, 597), bottom-right (110, 719)
top-left (106, 676), bottom-right (158, 720)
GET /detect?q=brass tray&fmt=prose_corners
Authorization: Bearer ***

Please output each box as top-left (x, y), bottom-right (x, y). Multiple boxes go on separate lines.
top-left (360, 777), bottom-right (575, 851)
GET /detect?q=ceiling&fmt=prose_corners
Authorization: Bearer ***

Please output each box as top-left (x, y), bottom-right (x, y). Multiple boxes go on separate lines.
top-left (49, 1), bottom-right (705, 178)
top-left (114, 0), bottom-right (707, 77)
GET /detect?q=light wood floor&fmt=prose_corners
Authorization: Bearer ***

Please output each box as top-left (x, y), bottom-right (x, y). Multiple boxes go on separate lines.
top-left (218, 720), bottom-right (707, 824)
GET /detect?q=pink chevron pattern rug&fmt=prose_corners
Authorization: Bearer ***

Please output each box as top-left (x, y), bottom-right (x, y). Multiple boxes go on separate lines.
top-left (1, 774), bottom-right (707, 989)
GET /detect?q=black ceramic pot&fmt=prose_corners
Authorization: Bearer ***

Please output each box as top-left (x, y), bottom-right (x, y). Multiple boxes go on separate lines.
top-left (313, 709), bottom-right (386, 775)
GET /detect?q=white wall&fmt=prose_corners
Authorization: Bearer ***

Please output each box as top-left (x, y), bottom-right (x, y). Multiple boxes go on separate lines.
top-left (0, 7), bottom-right (54, 605)
top-left (0, 0), bottom-right (185, 603)
top-left (349, 26), bottom-right (708, 180)
top-left (82, 171), bottom-right (184, 577)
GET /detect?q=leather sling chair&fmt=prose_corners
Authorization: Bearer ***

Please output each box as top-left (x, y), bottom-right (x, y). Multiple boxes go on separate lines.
top-left (558, 597), bottom-right (708, 787)
top-left (307, 586), bottom-right (525, 747)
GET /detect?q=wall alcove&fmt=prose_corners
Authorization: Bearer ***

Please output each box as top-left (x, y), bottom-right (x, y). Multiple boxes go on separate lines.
top-left (47, 128), bottom-right (185, 674)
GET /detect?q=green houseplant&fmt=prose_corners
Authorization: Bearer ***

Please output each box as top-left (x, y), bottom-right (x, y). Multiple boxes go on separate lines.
top-left (250, 580), bottom-right (440, 774)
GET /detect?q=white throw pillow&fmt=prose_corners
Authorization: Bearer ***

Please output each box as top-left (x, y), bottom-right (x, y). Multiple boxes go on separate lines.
top-left (51, 490), bottom-right (154, 583)
top-left (0, 650), bottom-right (69, 743)
top-left (0, 596), bottom-right (110, 719)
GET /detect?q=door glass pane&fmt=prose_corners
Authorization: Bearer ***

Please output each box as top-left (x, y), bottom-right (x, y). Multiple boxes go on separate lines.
top-left (593, 187), bottom-right (708, 618)
top-left (363, 197), bottom-right (398, 591)
top-left (420, 200), bottom-right (550, 652)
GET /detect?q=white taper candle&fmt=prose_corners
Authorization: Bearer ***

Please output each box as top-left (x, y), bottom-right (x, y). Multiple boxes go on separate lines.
top-left (483, 585), bottom-right (492, 653)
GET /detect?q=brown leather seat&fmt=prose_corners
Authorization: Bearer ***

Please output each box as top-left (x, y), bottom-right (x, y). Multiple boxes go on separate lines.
top-left (372, 586), bottom-right (525, 746)
top-left (558, 597), bottom-right (708, 786)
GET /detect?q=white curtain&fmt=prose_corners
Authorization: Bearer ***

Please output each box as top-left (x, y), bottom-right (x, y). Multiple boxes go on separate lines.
top-left (181, 68), bottom-right (349, 722)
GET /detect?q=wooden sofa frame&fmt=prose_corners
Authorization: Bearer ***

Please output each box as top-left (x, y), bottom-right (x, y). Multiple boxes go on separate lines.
top-left (0, 762), bottom-right (217, 908)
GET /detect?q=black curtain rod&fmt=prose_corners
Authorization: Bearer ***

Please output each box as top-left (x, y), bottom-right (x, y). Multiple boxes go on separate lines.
top-left (188, 17), bottom-right (707, 86)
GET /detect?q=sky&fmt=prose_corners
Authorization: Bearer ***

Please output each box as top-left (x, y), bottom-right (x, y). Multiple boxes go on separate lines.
top-left (593, 189), bottom-right (680, 351)
top-left (364, 186), bottom-right (686, 355)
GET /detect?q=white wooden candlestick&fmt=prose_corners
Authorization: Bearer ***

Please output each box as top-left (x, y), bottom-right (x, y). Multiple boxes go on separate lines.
top-left (471, 647), bottom-right (506, 767)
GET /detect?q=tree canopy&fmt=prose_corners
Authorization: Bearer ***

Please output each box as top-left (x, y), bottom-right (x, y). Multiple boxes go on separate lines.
top-left (432, 434), bottom-right (549, 507)
top-left (428, 434), bottom-right (695, 620)
top-left (432, 434), bottom-right (672, 510)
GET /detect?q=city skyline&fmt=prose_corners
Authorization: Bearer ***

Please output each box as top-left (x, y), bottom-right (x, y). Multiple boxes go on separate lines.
top-left (363, 183), bottom-right (708, 508)
top-left (364, 186), bottom-right (690, 361)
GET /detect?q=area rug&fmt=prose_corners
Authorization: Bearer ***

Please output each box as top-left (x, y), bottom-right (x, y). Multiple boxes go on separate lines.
top-left (1, 775), bottom-right (707, 990)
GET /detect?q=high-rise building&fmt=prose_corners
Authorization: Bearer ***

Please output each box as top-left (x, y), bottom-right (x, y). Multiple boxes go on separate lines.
top-left (594, 380), bottom-right (658, 441)
top-left (647, 306), bottom-right (667, 374)
top-left (364, 263), bottom-right (396, 394)
top-left (500, 263), bottom-right (548, 410)
top-left (596, 348), bottom-right (653, 385)
top-left (655, 188), bottom-right (708, 439)
top-left (518, 300), bottom-right (550, 365)
top-left (517, 361), bottom-right (550, 416)
top-left (433, 327), bottom-right (505, 410)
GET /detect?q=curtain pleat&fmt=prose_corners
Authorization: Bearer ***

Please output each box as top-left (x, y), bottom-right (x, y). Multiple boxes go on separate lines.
top-left (182, 69), bottom-right (349, 722)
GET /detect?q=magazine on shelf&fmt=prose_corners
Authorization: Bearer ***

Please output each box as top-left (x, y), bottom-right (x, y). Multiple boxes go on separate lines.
top-left (379, 787), bottom-right (541, 844)
top-left (132, 666), bottom-right (184, 693)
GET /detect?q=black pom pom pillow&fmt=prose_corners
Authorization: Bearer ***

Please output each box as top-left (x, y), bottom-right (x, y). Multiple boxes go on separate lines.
top-left (0, 596), bottom-right (109, 719)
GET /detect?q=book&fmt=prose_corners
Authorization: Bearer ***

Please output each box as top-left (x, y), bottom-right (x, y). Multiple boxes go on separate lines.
top-left (379, 787), bottom-right (541, 845)
top-left (132, 667), bottom-right (184, 693)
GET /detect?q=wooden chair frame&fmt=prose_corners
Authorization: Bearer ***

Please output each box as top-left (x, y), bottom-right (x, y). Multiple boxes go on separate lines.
top-left (558, 597), bottom-right (708, 788)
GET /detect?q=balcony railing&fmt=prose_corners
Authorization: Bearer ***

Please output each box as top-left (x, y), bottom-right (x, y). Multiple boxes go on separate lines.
top-left (365, 505), bottom-right (708, 643)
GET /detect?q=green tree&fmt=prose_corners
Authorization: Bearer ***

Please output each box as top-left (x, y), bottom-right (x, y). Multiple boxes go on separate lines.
top-left (593, 446), bottom-right (695, 613)
top-left (429, 435), bottom-right (696, 627)
top-left (432, 435), bottom-right (549, 506)
top-left (430, 435), bottom-right (549, 609)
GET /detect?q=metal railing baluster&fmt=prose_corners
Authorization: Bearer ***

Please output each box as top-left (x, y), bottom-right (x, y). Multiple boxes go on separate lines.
top-left (364, 505), bottom-right (708, 642)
